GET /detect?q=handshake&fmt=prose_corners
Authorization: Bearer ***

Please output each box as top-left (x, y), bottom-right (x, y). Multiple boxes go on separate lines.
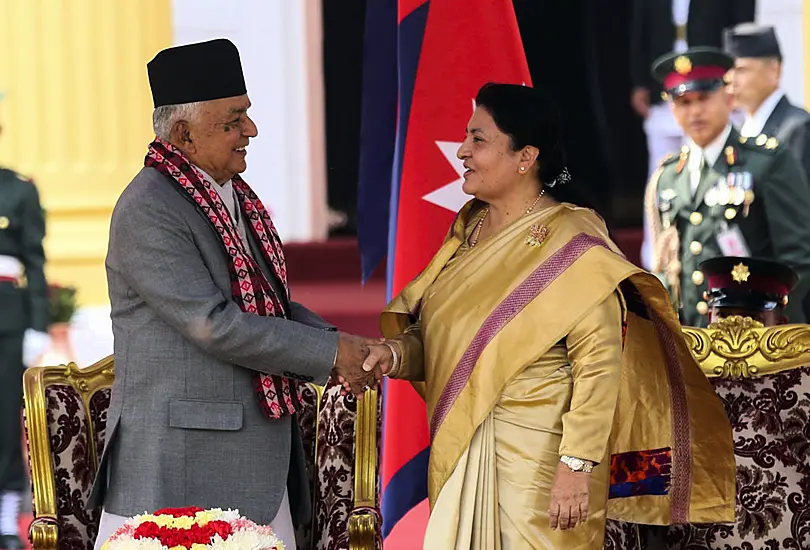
top-left (332, 332), bottom-right (400, 397)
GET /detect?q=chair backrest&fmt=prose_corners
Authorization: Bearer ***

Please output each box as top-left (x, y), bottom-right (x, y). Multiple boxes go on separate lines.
top-left (682, 316), bottom-right (810, 379)
top-left (23, 356), bottom-right (382, 550)
top-left (22, 357), bottom-right (114, 550)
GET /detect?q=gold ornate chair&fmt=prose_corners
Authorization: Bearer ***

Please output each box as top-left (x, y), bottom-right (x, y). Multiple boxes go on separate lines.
top-left (682, 316), bottom-right (810, 379)
top-left (22, 357), bottom-right (382, 550)
top-left (22, 357), bottom-right (114, 550)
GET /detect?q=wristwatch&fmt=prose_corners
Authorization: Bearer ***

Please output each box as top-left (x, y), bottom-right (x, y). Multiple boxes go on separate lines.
top-left (560, 455), bottom-right (594, 473)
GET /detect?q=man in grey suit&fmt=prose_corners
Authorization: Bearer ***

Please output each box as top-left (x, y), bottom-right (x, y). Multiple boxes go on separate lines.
top-left (90, 39), bottom-right (377, 550)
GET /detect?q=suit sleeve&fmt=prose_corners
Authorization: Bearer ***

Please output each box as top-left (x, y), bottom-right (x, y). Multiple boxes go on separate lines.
top-left (558, 292), bottom-right (623, 463)
top-left (20, 182), bottom-right (49, 332)
top-left (289, 302), bottom-right (336, 331)
top-left (760, 148), bottom-right (810, 323)
top-left (630, 0), bottom-right (650, 89)
top-left (108, 199), bottom-right (338, 384)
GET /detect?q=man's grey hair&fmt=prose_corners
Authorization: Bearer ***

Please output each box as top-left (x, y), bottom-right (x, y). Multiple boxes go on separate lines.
top-left (152, 102), bottom-right (204, 140)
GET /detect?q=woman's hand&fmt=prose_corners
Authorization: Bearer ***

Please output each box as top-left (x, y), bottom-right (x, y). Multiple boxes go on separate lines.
top-left (548, 461), bottom-right (591, 530)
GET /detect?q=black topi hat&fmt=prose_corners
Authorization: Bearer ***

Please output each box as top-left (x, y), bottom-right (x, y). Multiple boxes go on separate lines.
top-left (724, 24), bottom-right (782, 60)
top-left (147, 38), bottom-right (247, 108)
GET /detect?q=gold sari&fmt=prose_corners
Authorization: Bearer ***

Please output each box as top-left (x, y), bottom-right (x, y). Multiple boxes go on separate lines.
top-left (381, 202), bottom-right (735, 549)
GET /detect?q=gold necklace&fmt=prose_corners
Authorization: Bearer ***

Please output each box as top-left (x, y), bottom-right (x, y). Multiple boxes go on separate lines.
top-left (470, 189), bottom-right (545, 247)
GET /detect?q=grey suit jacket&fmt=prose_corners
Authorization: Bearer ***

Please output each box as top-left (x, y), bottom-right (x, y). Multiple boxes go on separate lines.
top-left (89, 167), bottom-right (339, 526)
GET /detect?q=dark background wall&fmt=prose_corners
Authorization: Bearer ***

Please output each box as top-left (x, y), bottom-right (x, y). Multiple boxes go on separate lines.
top-left (321, 0), bottom-right (649, 235)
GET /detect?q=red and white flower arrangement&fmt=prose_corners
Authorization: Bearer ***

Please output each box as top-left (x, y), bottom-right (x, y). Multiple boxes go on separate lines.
top-left (100, 506), bottom-right (284, 550)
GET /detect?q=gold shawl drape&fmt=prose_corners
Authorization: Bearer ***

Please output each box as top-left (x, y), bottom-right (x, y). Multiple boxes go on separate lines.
top-left (381, 201), bottom-right (735, 526)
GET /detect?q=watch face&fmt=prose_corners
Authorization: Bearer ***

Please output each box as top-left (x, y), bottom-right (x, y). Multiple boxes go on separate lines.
top-left (570, 458), bottom-right (584, 470)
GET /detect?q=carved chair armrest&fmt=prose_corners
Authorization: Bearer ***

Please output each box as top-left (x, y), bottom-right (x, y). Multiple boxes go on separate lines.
top-left (349, 389), bottom-right (381, 550)
top-left (28, 517), bottom-right (59, 550)
top-left (22, 368), bottom-right (60, 549)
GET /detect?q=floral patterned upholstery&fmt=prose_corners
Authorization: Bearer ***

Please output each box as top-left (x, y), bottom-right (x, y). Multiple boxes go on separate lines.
top-left (299, 381), bottom-right (383, 550)
top-left (43, 384), bottom-right (103, 550)
top-left (23, 360), bottom-right (114, 550)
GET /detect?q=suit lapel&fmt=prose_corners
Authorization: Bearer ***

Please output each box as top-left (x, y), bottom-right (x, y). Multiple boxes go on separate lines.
top-left (762, 96), bottom-right (790, 138)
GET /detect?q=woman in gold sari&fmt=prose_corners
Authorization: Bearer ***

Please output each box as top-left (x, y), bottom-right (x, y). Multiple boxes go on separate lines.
top-left (360, 83), bottom-right (736, 549)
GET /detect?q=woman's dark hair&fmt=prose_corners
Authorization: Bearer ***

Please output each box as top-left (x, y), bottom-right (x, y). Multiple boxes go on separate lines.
top-left (474, 82), bottom-right (568, 186)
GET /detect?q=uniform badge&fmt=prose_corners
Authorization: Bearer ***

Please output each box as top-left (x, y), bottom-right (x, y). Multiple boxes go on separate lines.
top-left (724, 145), bottom-right (736, 166)
top-left (731, 262), bottom-right (750, 283)
top-left (704, 186), bottom-right (719, 207)
top-left (674, 56), bottom-right (692, 75)
top-left (659, 188), bottom-right (676, 212)
top-left (716, 176), bottom-right (731, 206)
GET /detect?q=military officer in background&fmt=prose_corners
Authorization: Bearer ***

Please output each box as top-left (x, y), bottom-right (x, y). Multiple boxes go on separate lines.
top-left (632, 0), bottom-right (756, 270)
top-left (0, 95), bottom-right (49, 550)
top-left (644, 48), bottom-right (810, 327)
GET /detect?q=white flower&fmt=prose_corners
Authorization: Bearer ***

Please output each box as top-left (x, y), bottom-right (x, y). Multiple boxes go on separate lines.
top-left (104, 537), bottom-right (168, 550)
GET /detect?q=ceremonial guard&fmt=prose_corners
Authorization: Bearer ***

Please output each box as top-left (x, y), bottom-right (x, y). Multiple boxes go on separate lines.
top-left (0, 99), bottom-right (49, 550)
top-left (664, 257), bottom-right (810, 548)
top-left (645, 48), bottom-right (810, 327)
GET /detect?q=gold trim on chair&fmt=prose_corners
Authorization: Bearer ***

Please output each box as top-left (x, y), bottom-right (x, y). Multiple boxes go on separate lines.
top-left (22, 355), bottom-right (115, 550)
top-left (349, 388), bottom-right (380, 550)
top-left (682, 316), bottom-right (810, 379)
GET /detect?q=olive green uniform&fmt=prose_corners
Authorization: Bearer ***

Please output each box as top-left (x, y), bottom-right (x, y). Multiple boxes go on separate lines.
top-left (0, 168), bottom-right (48, 496)
top-left (647, 128), bottom-right (810, 326)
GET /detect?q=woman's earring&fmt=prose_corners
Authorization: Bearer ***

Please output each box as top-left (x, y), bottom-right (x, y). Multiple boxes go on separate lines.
top-left (519, 166), bottom-right (526, 172)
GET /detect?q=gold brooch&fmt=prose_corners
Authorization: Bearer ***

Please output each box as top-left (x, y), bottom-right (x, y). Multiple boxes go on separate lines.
top-left (731, 262), bottom-right (750, 283)
top-left (526, 224), bottom-right (549, 247)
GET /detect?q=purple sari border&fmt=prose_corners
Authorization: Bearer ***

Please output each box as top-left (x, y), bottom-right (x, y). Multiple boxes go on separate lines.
top-left (429, 232), bottom-right (611, 441)
top-left (650, 311), bottom-right (692, 523)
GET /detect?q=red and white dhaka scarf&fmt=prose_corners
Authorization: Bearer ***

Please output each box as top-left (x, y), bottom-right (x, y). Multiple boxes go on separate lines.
top-left (145, 137), bottom-right (302, 419)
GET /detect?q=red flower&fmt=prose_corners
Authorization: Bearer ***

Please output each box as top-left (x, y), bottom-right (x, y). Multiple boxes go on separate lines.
top-left (153, 506), bottom-right (205, 517)
top-left (132, 517), bottom-right (234, 548)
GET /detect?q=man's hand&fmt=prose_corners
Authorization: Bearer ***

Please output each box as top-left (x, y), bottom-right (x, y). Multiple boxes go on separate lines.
top-left (333, 333), bottom-right (381, 398)
top-left (631, 86), bottom-right (651, 118)
top-left (548, 461), bottom-right (591, 531)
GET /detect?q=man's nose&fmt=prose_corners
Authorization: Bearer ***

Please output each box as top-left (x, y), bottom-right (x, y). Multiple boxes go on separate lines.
top-left (243, 115), bottom-right (258, 138)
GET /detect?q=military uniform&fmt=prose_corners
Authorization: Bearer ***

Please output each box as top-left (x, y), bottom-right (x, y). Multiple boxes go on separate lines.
top-left (0, 167), bottom-right (48, 550)
top-left (645, 48), bottom-right (810, 327)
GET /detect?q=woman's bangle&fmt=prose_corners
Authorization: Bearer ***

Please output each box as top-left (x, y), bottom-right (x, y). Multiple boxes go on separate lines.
top-left (382, 341), bottom-right (401, 377)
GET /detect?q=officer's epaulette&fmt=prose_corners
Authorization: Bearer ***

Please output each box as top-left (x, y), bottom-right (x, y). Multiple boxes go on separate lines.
top-left (738, 133), bottom-right (780, 154)
top-left (658, 152), bottom-right (678, 166)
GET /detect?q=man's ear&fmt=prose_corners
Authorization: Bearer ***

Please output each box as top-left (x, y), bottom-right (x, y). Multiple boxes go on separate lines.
top-left (170, 120), bottom-right (195, 153)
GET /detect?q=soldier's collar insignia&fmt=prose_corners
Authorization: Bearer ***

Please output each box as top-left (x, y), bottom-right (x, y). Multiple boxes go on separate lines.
top-left (731, 263), bottom-right (750, 283)
top-left (674, 56), bottom-right (692, 75)
top-left (724, 145), bottom-right (736, 166)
